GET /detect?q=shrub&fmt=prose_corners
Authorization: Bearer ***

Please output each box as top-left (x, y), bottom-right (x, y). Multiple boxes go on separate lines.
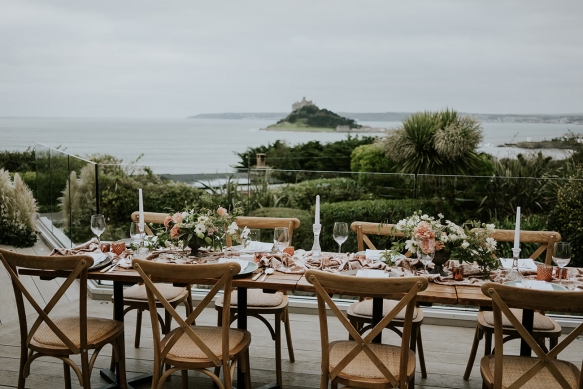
top-left (0, 148), bottom-right (36, 173)
top-left (548, 167), bottom-right (583, 267)
top-left (318, 199), bottom-right (458, 252)
top-left (275, 178), bottom-right (364, 210)
top-left (378, 109), bottom-right (484, 175)
top-left (350, 144), bottom-right (396, 173)
top-left (487, 214), bottom-right (550, 261)
top-left (249, 207), bottom-right (313, 250)
top-left (0, 169), bottom-right (38, 247)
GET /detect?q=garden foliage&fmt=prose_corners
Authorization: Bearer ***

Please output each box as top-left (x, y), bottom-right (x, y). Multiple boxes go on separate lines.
top-left (0, 169), bottom-right (38, 247)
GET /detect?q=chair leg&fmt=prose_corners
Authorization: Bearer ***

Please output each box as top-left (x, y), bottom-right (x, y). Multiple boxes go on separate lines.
top-left (283, 308), bottom-right (295, 363)
top-left (63, 361), bottom-right (71, 389)
top-left (80, 350), bottom-right (91, 389)
top-left (240, 348), bottom-right (252, 389)
top-left (484, 330), bottom-right (492, 356)
top-left (181, 369), bottom-right (188, 389)
top-left (416, 326), bottom-right (427, 379)
top-left (17, 344), bottom-right (27, 389)
top-left (464, 325), bottom-right (483, 380)
top-left (135, 309), bottom-right (142, 348)
top-left (214, 307), bottom-right (223, 379)
top-left (275, 312), bottom-right (283, 388)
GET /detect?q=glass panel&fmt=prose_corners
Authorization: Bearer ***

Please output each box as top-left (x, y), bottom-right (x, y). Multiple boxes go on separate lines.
top-left (34, 144), bottom-right (55, 236)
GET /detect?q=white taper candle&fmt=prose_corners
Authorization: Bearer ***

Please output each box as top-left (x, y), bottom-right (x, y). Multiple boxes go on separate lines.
top-left (513, 206), bottom-right (521, 250)
top-left (315, 195), bottom-right (320, 225)
top-left (138, 188), bottom-right (144, 230)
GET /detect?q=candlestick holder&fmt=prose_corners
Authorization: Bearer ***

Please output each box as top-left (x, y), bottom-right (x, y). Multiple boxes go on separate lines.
top-left (311, 223), bottom-right (322, 257)
top-left (505, 247), bottom-right (523, 282)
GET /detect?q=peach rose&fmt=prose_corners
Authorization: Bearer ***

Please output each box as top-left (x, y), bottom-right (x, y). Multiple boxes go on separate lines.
top-left (171, 212), bottom-right (182, 224)
top-left (217, 207), bottom-right (228, 216)
top-left (414, 221), bottom-right (435, 240)
top-left (170, 224), bottom-right (181, 239)
top-left (163, 215), bottom-right (172, 229)
top-left (420, 239), bottom-right (435, 254)
top-left (435, 241), bottom-right (445, 251)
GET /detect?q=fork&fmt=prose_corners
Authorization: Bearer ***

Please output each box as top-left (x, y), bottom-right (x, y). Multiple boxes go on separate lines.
top-left (252, 269), bottom-right (265, 281)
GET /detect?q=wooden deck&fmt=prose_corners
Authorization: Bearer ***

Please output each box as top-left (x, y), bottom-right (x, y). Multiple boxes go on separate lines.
top-left (1, 241), bottom-right (582, 389)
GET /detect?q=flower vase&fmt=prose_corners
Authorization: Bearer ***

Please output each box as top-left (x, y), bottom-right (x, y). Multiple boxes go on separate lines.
top-left (430, 251), bottom-right (450, 277)
top-left (188, 239), bottom-right (201, 256)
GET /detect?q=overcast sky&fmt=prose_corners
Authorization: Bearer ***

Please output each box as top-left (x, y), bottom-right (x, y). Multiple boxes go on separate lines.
top-left (1, 0), bottom-right (582, 118)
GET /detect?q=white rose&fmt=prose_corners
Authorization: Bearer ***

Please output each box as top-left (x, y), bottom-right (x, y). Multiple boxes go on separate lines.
top-left (461, 241), bottom-right (470, 249)
top-left (240, 226), bottom-right (250, 239)
top-left (486, 224), bottom-right (495, 230)
top-left (227, 221), bottom-right (238, 235)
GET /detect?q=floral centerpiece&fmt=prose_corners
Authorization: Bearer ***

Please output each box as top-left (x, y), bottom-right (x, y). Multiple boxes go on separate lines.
top-left (389, 212), bottom-right (498, 278)
top-left (152, 200), bottom-right (247, 253)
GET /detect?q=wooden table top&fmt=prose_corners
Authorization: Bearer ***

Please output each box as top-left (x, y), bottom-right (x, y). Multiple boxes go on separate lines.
top-left (23, 264), bottom-right (555, 308)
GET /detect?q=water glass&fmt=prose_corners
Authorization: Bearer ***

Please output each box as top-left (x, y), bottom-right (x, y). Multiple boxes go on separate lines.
top-left (536, 264), bottom-right (553, 282)
top-left (552, 242), bottom-right (571, 283)
top-left (333, 222), bottom-right (349, 253)
top-left (273, 227), bottom-right (290, 252)
top-left (90, 214), bottom-right (106, 245)
top-left (130, 222), bottom-right (145, 247)
top-left (244, 228), bottom-right (261, 249)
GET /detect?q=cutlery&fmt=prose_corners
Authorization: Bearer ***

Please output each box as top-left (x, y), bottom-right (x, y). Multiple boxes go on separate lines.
top-left (100, 263), bottom-right (116, 273)
top-left (259, 268), bottom-right (274, 282)
top-left (252, 269), bottom-right (265, 281)
top-left (106, 260), bottom-right (122, 273)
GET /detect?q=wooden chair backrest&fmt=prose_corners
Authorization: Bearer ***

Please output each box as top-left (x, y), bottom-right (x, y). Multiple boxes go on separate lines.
top-left (305, 270), bottom-right (428, 387)
top-left (0, 248), bottom-right (92, 355)
top-left (131, 211), bottom-right (167, 236)
top-left (132, 259), bottom-right (240, 369)
top-left (480, 229), bottom-right (561, 265)
top-left (481, 282), bottom-right (583, 389)
top-left (226, 216), bottom-right (301, 247)
top-left (350, 221), bottom-right (411, 256)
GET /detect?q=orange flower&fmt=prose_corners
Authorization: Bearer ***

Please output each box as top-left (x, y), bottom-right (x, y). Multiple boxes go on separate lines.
top-left (435, 241), bottom-right (445, 251)
top-left (414, 221), bottom-right (435, 240)
top-left (217, 207), bottom-right (228, 216)
top-left (170, 224), bottom-right (181, 239)
top-left (163, 216), bottom-right (172, 229)
top-left (171, 212), bottom-right (183, 224)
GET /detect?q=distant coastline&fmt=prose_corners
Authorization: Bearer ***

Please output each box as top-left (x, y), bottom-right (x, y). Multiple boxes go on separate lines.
top-left (188, 112), bottom-right (583, 125)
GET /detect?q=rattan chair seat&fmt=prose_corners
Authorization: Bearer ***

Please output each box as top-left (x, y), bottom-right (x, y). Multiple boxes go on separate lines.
top-left (123, 283), bottom-right (188, 302)
top-left (329, 340), bottom-right (416, 380)
top-left (32, 317), bottom-right (119, 348)
top-left (480, 308), bottom-right (557, 331)
top-left (163, 325), bottom-right (246, 360)
top-left (217, 289), bottom-right (284, 307)
top-left (481, 355), bottom-right (579, 389)
top-left (349, 299), bottom-right (420, 321)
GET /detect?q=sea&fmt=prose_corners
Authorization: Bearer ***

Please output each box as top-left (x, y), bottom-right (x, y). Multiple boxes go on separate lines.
top-left (0, 117), bottom-right (577, 175)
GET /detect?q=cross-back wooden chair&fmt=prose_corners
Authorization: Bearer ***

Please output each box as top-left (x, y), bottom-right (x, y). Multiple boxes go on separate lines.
top-left (480, 282), bottom-right (583, 389)
top-left (132, 259), bottom-right (251, 389)
top-left (306, 269), bottom-right (428, 389)
top-left (119, 211), bottom-right (192, 348)
top-left (348, 221), bottom-right (427, 378)
top-left (0, 248), bottom-right (127, 389)
top-left (463, 229), bottom-right (562, 380)
top-left (217, 216), bottom-right (300, 387)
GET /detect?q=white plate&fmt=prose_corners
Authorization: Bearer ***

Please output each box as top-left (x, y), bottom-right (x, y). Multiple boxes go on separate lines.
top-left (504, 280), bottom-right (566, 291)
top-left (218, 258), bottom-right (259, 277)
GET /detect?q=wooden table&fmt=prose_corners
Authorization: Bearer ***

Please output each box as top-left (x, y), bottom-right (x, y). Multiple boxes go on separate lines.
top-left (21, 264), bottom-right (549, 387)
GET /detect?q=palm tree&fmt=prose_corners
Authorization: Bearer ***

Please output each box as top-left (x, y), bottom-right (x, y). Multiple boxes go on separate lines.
top-left (378, 109), bottom-right (483, 175)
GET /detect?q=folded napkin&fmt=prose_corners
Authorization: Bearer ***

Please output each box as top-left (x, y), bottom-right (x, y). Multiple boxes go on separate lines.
top-left (87, 252), bottom-right (110, 268)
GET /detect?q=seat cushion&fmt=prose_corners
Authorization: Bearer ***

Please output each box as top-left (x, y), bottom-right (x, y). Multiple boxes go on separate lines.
top-left (481, 308), bottom-right (557, 331)
top-left (166, 325), bottom-right (246, 359)
top-left (123, 283), bottom-right (187, 301)
top-left (217, 289), bottom-right (284, 307)
top-left (483, 355), bottom-right (578, 389)
top-left (349, 299), bottom-right (419, 320)
top-left (329, 340), bottom-right (415, 380)
top-left (33, 317), bottom-right (118, 347)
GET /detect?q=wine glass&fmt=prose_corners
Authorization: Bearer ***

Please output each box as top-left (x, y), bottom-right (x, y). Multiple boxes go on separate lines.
top-left (273, 227), bottom-right (290, 252)
top-left (130, 222), bottom-right (145, 247)
top-left (552, 242), bottom-right (571, 283)
top-left (90, 214), bottom-right (106, 245)
top-left (333, 222), bottom-right (349, 253)
top-left (418, 239), bottom-right (436, 272)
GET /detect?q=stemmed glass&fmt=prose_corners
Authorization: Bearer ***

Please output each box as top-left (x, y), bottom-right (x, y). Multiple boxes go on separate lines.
top-left (273, 227), bottom-right (290, 252)
top-left (90, 214), bottom-right (106, 245)
top-left (333, 222), bottom-right (349, 253)
top-left (130, 222), bottom-right (145, 248)
top-left (418, 239), bottom-right (436, 272)
top-left (553, 242), bottom-right (571, 284)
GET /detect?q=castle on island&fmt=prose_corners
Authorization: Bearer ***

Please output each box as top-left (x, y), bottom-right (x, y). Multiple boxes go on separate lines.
top-left (292, 97), bottom-right (315, 112)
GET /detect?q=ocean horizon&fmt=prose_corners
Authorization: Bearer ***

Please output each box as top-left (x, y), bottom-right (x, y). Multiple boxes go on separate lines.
top-left (0, 117), bottom-right (577, 175)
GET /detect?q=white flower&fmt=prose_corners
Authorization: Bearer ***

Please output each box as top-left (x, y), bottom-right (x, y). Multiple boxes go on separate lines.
top-left (438, 213), bottom-right (444, 219)
top-left (449, 234), bottom-right (458, 241)
top-left (195, 223), bottom-right (206, 234)
top-left (485, 224), bottom-right (495, 230)
top-left (461, 241), bottom-right (470, 249)
top-left (486, 237), bottom-right (497, 249)
top-left (227, 221), bottom-right (238, 235)
top-left (240, 226), bottom-right (250, 239)
top-left (181, 212), bottom-right (189, 219)
top-left (471, 250), bottom-right (479, 256)
top-left (198, 215), bottom-right (209, 223)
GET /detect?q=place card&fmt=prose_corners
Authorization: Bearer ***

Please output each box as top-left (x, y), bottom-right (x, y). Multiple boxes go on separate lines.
top-left (241, 241), bottom-right (274, 253)
top-left (499, 258), bottom-right (538, 271)
top-left (365, 250), bottom-right (383, 260)
top-left (355, 269), bottom-right (389, 278)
